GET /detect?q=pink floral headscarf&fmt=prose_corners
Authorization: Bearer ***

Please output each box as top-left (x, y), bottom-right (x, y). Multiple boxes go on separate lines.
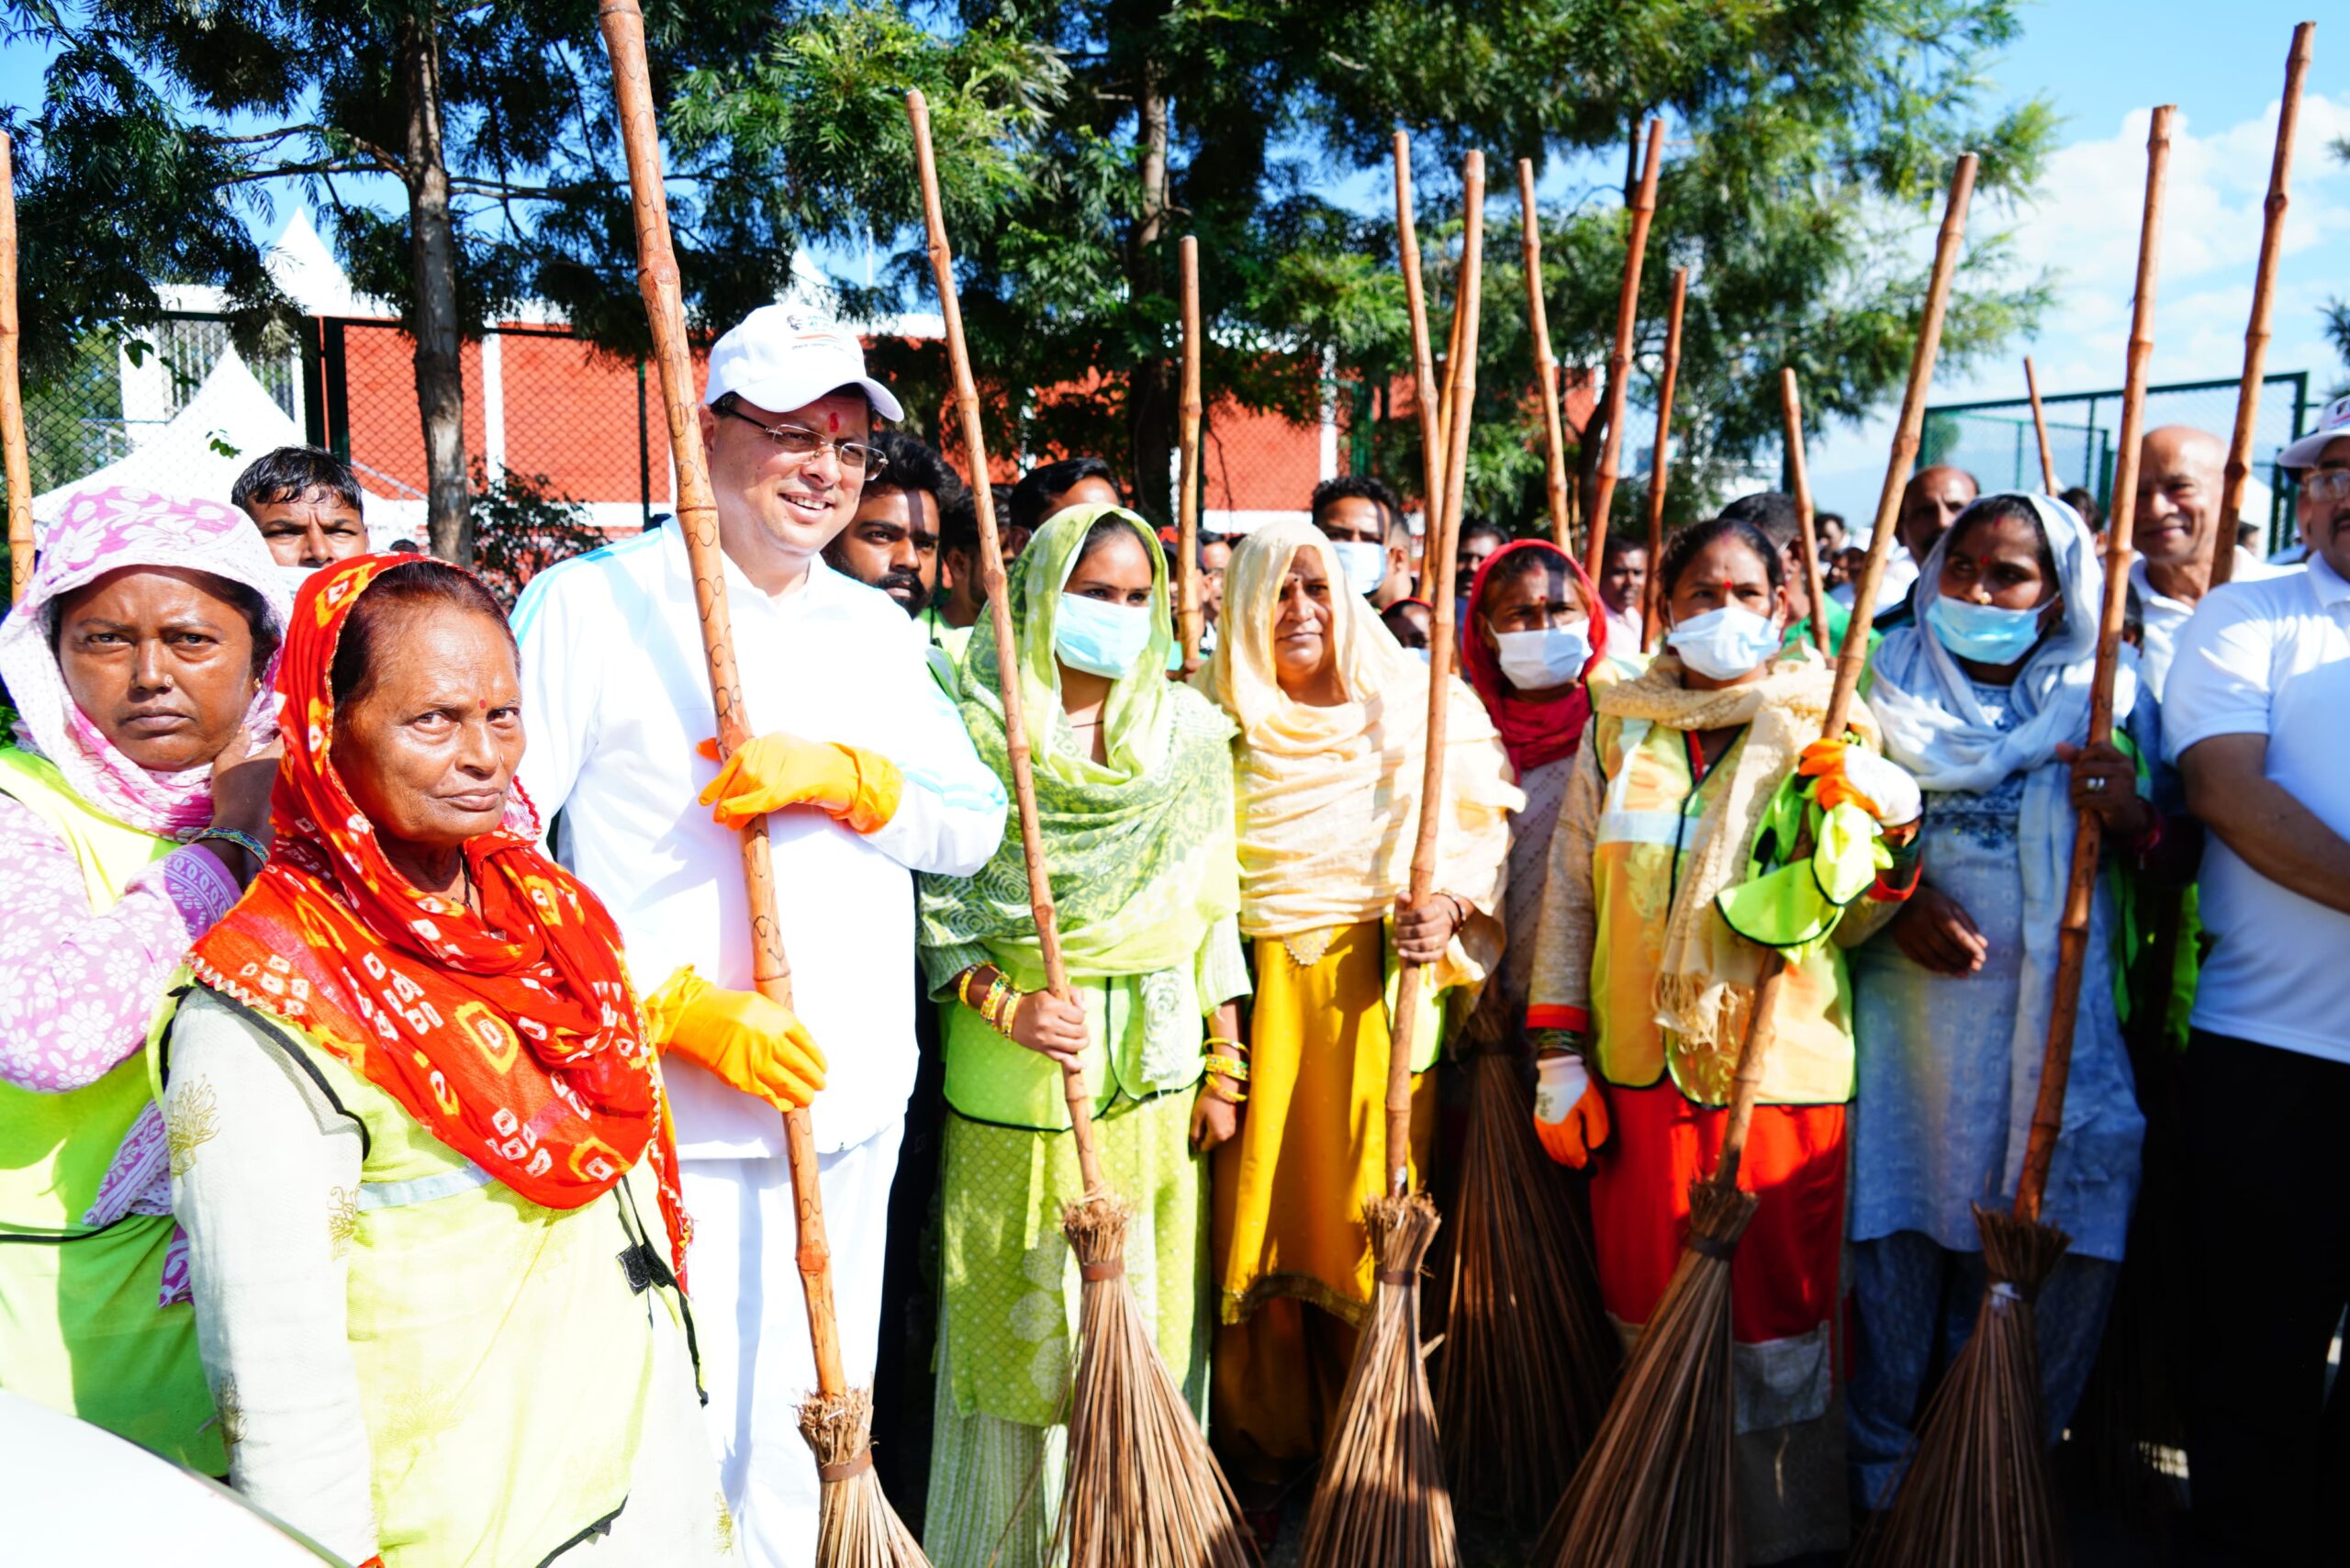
top-left (0, 486), bottom-right (290, 837)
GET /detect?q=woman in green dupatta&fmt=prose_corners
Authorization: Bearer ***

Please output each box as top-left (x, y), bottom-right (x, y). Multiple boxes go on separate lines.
top-left (916, 505), bottom-right (1249, 1565)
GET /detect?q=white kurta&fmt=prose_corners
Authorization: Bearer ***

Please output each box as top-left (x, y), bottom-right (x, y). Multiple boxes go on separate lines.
top-left (512, 526), bottom-right (1006, 1567)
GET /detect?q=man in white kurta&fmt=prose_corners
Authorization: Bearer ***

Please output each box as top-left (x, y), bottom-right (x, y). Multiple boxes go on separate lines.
top-left (511, 306), bottom-right (1006, 1567)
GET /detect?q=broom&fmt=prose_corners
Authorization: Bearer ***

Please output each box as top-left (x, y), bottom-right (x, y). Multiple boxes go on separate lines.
top-left (1581, 119), bottom-right (1662, 579)
top-left (2208, 19), bottom-right (2314, 588)
top-left (1177, 235), bottom-right (1206, 677)
top-left (595, 7), bottom-right (926, 1562)
top-left (1855, 105), bottom-right (2177, 1568)
top-left (1516, 158), bottom-right (1575, 554)
top-left (2, 132), bottom-right (30, 604)
top-left (903, 89), bottom-right (1256, 1568)
top-left (1638, 267), bottom-right (1690, 651)
top-left (1292, 139), bottom-right (1483, 1568)
top-left (1430, 151), bottom-right (1622, 1536)
top-left (1778, 369), bottom-right (1832, 660)
top-left (2024, 357), bottom-right (2061, 493)
top-left (1537, 149), bottom-right (1979, 1568)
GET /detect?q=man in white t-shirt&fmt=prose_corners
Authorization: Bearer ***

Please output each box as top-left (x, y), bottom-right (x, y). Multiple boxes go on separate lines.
top-left (2130, 425), bottom-right (2290, 698)
top-left (2164, 394), bottom-right (2350, 1566)
top-left (510, 307), bottom-right (1007, 1567)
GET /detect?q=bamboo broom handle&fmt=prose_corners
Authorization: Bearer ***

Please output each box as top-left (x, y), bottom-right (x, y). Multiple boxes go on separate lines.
top-left (1780, 369), bottom-right (1832, 660)
top-left (2, 134), bottom-right (29, 605)
top-left (908, 91), bottom-right (1110, 1198)
top-left (1384, 149), bottom-right (1483, 1195)
top-left (1582, 119), bottom-right (1663, 582)
top-left (1639, 267), bottom-right (1689, 652)
top-left (2024, 356), bottom-right (2059, 493)
top-left (2210, 22), bottom-right (2313, 590)
top-left (1518, 158), bottom-right (1572, 552)
top-left (1394, 134), bottom-right (1448, 625)
top-left (2016, 106), bottom-right (2173, 1224)
top-left (1436, 268), bottom-right (1466, 481)
top-left (1177, 236), bottom-right (1204, 675)
top-left (1713, 153), bottom-right (1978, 1188)
top-left (597, 0), bottom-right (845, 1394)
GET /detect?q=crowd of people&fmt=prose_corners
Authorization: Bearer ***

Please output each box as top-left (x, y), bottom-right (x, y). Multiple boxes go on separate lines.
top-left (2, 296), bottom-right (2346, 1568)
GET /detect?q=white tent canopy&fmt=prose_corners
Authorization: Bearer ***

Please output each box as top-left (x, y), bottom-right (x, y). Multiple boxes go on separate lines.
top-left (30, 346), bottom-right (416, 544)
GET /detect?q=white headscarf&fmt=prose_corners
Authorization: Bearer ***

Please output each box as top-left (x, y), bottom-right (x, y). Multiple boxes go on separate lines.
top-left (1864, 489), bottom-right (2135, 1198)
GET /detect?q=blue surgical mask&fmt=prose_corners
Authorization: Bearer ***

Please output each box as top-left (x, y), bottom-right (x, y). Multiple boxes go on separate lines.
top-left (1493, 624), bottom-right (1593, 689)
top-left (1055, 592), bottom-right (1155, 678)
top-left (1927, 593), bottom-right (2048, 666)
top-left (1665, 605), bottom-right (1782, 680)
top-left (1330, 539), bottom-right (1388, 597)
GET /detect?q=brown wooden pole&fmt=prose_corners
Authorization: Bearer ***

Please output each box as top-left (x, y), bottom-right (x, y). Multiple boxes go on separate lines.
top-left (1, 133), bottom-right (30, 604)
top-left (1395, 133), bottom-right (1449, 615)
top-left (1518, 158), bottom-right (1572, 552)
top-left (2023, 356), bottom-right (2060, 493)
top-left (1436, 268), bottom-right (1467, 482)
top-left (1385, 148), bottom-right (1483, 1194)
top-left (596, 0), bottom-right (845, 1394)
top-left (1779, 367), bottom-right (1832, 659)
top-left (908, 91), bottom-right (1114, 1199)
top-left (1177, 235), bottom-right (1204, 674)
top-left (1582, 118), bottom-right (1662, 582)
top-left (2211, 22), bottom-right (2314, 588)
top-left (2016, 106), bottom-right (2173, 1223)
top-left (1638, 266), bottom-right (1688, 651)
top-left (1714, 153), bottom-right (1978, 1187)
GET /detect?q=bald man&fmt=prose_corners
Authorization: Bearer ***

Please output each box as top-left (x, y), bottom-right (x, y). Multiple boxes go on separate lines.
top-left (1873, 465), bottom-right (1978, 629)
top-left (2131, 426), bottom-right (2288, 695)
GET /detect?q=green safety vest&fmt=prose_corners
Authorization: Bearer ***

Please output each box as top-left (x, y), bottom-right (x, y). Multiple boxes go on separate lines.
top-left (0, 745), bottom-right (224, 1472)
top-left (153, 989), bottom-right (690, 1567)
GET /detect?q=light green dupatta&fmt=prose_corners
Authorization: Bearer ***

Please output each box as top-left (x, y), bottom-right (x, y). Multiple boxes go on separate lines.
top-left (918, 505), bottom-right (1242, 1128)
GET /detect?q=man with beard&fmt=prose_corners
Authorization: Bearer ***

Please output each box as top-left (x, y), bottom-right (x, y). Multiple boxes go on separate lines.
top-left (510, 305), bottom-right (1006, 1568)
top-left (821, 431), bottom-right (981, 671)
top-left (2166, 393), bottom-right (2350, 1566)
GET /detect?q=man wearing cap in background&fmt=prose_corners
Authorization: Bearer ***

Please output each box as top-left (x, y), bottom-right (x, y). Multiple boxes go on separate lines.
top-left (510, 304), bottom-right (1007, 1567)
top-left (2165, 391), bottom-right (2350, 1566)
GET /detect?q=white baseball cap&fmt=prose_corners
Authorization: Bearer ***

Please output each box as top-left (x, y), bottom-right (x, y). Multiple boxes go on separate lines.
top-left (703, 304), bottom-right (904, 422)
top-left (2277, 393), bottom-right (2350, 472)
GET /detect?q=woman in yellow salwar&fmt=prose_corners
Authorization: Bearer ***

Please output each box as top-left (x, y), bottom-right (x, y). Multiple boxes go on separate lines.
top-left (915, 506), bottom-right (1248, 1566)
top-left (1194, 521), bottom-right (1518, 1531)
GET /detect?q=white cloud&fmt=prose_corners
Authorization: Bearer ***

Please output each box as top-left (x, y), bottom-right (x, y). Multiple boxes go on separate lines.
top-left (1807, 92), bottom-right (2350, 519)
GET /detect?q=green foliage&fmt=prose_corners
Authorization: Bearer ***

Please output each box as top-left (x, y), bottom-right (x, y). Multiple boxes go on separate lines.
top-left (466, 457), bottom-right (602, 604)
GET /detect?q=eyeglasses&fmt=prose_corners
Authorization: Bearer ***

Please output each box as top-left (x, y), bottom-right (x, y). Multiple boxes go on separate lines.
top-left (2302, 469), bottom-right (2350, 502)
top-left (718, 407), bottom-right (889, 477)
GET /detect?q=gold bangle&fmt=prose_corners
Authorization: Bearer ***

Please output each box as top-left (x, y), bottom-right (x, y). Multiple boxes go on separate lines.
top-left (980, 976), bottom-right (1010, 1027)
top-left (998, 991), bottom-right (1026, 1039)
top-left (1203, 1036), bottom-right (1248, 1055)
top-left (1206, 1075), bottom-right (1248, 1104)
top-left (1202, 1053), bottom-right (1250, 1083)
top-left (957, 967), bottom-right (980, 1008)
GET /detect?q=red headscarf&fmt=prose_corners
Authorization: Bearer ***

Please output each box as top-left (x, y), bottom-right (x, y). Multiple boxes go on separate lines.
top-left (1458, 538), bottom-right (1609, 777)
top-left (190, 554), bottom-right (688, 1277)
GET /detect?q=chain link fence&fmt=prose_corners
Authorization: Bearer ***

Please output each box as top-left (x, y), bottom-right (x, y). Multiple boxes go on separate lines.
top-left (1923, 372), bottom-right (2314, 554)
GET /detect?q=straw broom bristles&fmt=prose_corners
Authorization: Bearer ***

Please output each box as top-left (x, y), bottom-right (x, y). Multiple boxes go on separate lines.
top-left (904, 87), bottom-right (1257, 1568)
top-left (1538, 147), bottom-right (1979, 1568)
top-left (1857, 102), bottom-right (2175, 1568)
top-left (1433, 1043), bottom-right (1618, 1528)
top-left (801, 1390), bottom-right (928, 1567)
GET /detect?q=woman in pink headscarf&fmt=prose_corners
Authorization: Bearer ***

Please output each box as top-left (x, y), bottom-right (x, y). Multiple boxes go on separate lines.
top-left (0, 487), bottom-right (288, 1469)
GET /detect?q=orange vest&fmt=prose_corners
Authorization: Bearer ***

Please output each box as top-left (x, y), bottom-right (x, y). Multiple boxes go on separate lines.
top-left (1584, 714), bottom-right (1856, 1107)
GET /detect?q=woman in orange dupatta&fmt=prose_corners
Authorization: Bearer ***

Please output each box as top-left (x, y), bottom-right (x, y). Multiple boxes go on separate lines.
top-left (161, 555), bottom-right (820, 1568)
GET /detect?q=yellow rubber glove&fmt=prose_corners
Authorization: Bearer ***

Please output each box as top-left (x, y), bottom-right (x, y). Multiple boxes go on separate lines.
top-left (1532, 1053), bottom-right (1610, 1170)
top-left (695, 734), bottom-right (903, 834)
top-left (642, 965), bottom-right (827, 1113)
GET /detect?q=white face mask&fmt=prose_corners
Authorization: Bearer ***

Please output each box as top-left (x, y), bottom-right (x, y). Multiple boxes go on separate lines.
top-left (1492, 624), bottom-right (1592, 690)
top-left (1407, 646), bottom-right (1432, 665)
top-left (1666, 604), bottom-right (1783, 680)
top-left (1329, 539), bottom-right (1388, 598)
top-left (275, 563), bottom-right (319, 595)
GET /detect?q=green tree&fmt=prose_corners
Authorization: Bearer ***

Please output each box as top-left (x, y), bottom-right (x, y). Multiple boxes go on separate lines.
top-left (2, 0), bottom-right (808, 562)
top-left (697, 0), bottom-right (2051, 531)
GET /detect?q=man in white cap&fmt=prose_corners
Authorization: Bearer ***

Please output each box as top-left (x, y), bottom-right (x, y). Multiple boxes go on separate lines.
top-left (509, 304), bottom-right (1007, 1566)
top-left (2165, 392), bottom-right (2350, 1565)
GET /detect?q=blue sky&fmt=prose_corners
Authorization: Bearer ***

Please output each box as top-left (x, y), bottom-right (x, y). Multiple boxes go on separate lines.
top-left (0, 3), bottom-right (2340, 522)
